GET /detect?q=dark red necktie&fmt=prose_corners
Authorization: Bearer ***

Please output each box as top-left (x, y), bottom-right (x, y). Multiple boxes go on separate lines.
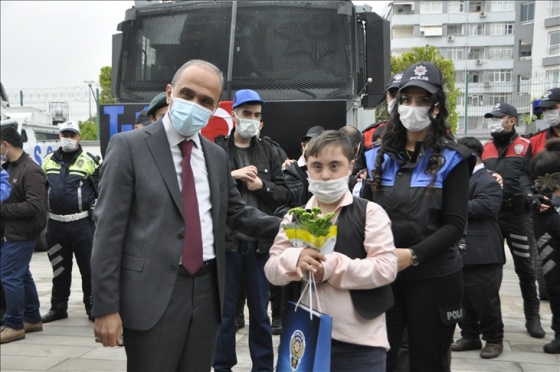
top-left (180, 140), bottom-right (203, 275)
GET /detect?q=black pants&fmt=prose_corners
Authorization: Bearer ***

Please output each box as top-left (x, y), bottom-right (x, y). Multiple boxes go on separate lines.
top-left (386, 271), bottom-right (463, 372)
top-left (458, 264), bottom-right (504, 342)
top-left (46, 218), bottom-right (94, 311)
top-left (499, 213), bottom-right (539, 313)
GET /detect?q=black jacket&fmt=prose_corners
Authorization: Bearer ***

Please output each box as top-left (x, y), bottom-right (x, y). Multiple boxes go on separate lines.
top-left (1, 152), bottom-right (47, 240)
top-left (215, 130), bottom-right (289, 252)
top-left (463, 167), bottom-right (505, 266)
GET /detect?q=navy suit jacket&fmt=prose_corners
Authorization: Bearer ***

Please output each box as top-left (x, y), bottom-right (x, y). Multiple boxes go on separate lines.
top-left (464, 168), bottom-right (505, 266)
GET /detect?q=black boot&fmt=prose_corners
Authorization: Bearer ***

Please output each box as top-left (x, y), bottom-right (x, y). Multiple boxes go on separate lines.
top-left (544, 334), bottom-right (560, 354)
top-left (524, 302), bottom-right (545, 338)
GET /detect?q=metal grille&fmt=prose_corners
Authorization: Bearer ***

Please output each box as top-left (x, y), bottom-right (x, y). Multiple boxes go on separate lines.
top-left (116, 1), bottom-right (356, 102)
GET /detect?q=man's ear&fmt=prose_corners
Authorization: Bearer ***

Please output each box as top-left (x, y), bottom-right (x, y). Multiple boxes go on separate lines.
top-left (259, 121), bottom-right (264, 131)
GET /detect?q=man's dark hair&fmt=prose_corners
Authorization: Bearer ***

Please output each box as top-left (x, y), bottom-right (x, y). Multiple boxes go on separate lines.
top-left (457, 136), bottom-right (483, 158)
top-left (0, 126), bottom-right (23, 149)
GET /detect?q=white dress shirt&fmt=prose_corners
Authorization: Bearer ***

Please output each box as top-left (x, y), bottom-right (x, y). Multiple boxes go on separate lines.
top-left (163, 114), bottom-right (215, 261)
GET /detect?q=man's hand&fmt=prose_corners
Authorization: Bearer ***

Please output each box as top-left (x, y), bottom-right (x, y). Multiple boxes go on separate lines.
top-left (296, 248), bottom-right (326, 282)
top-left (94, 312), bottom-right (124, 347)
top-left (231, 165), bottom-right (258, 182)
top-left (246, 176), bottom-right (263, 191)
top-left (282, 158), bottom-right (296, 168)
top-left (491, 172), bottom-right (503, 188)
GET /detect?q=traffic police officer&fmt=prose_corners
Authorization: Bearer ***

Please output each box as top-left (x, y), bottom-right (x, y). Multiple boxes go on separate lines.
top-left (41, 121), bottom-right (100, 323)
top-left (482, 103), bottom-right (545, 338)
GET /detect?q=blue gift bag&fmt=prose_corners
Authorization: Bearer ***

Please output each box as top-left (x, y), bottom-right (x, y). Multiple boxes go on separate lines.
top-left (277, 277), bottom-right (333, 372)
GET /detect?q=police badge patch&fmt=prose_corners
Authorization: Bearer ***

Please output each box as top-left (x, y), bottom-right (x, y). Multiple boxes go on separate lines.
top-left (514, 144), bottom-right (524, 155)
top-left (78, 160), bottom-right (84, 168)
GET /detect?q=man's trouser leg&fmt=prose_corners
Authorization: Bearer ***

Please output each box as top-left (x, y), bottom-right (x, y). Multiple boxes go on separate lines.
top-left (501, 213), bottom-right (545, 338)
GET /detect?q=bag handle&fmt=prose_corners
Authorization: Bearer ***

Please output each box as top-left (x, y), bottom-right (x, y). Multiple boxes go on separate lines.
top-left (295, 273), bottom-right (321, 319)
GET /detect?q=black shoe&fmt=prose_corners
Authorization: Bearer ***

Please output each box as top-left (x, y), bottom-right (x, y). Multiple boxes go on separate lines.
top-left (543, 338), bottom-right (560, 354)
top-left (450, 338), bottom-right (482, 352)
top-left (526, 319), bottom-right (546, 338)
top-left (41, 309), bottom-right (68, 323)
top-left (271, 317), bottom-right (282, 336)
top-left (480, 341), bottom-right (503, 359)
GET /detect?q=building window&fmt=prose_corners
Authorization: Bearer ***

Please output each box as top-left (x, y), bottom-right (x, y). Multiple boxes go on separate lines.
top-left (490, 93), bottom-right (510, 105)
top-left (420, 25), bottom-right (443, 37)
top-left (519, 42), bottom-right (532, 59)
top-left (487, 69), bottom-right (513, 82)
top-left (468, 23), bottom-right (485, 36)
top-left (469, 1), bottom-right (484, 12)
top-left (517, 75), bottom-right (531, 94)
top-left (468, 71), bottom-right (481, 83)
top-left (420, 1), bottom-right (443, 14)
top-left (489, 22), bottom-right (514, 36)
top-left (468, 47), bottom-right (483, 59)
top-left (520, 3), bottom-right (535, 24)
top-left (546, 70), bottom-right (560, 89)
top-left (468, 94), bottom-right (484, 106)
top-left (490, 1), bottom-right (515, 11)
top-left (488, 46), bottom-right (513, 59)
top-left (447, 1), bottom-right (464, 13)
top-left (394, 3), bottom-right (415, 14)
top-left (455, 71), bottom-right (465, 83)
top-left (548, 31), bottom-right (560, 56)
top-left (550, 0), bottom-right (560, 17)
top-left (447, 47), bottom-right (465, 60)
top-left (447, 24), bottom-right (465, 36)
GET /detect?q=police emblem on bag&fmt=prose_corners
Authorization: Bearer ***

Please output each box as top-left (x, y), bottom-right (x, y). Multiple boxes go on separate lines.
top-left (290, 330), bottom-right (306, 370)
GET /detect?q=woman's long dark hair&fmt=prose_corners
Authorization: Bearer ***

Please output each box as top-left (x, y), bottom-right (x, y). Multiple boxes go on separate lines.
top-left (370, 88), bottom-right (449, 194)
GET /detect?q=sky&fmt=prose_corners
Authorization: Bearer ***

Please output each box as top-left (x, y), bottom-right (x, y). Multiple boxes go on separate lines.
top-left (0, 1), bottom-right (388, 91)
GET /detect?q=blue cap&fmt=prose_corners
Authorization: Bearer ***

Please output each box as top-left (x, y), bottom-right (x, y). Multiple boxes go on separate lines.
top-left (232, 89), bottom-right (264, 108)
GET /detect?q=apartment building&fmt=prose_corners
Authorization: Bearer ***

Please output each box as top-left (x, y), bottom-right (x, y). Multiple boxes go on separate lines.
top-left (386, 0), bottom-right (560, 136)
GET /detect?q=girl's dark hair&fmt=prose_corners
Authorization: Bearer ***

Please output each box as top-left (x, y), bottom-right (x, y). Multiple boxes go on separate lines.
top-left (530, 138), bottom-right (560, 178)
top-left (370, 88), bottom-right (449, 194)
top-left (457, 136), bottom-right (483, 158)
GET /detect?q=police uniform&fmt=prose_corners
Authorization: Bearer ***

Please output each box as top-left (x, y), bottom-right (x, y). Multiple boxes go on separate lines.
top-left (41, 126), bottom-right (99, 321)
top-left (482, 103), bottom-right (544, 338)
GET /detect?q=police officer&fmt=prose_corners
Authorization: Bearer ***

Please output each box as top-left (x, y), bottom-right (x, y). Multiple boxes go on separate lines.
top-left (482, 103), bottom-right (545, 338)
top-left (41, 121), bottom-right (100, 323)
top-left (525, 88), bottom-right (560, 169)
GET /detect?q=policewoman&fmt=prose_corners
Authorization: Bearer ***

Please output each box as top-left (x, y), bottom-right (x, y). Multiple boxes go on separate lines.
top-left (41, 121), bottom-right (100, 323)
top-left (363, 62), bottom-right (473, 371)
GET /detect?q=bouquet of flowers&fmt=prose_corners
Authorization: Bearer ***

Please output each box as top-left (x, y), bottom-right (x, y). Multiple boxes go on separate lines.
top-left (283, 207), bottom-right (337, 254)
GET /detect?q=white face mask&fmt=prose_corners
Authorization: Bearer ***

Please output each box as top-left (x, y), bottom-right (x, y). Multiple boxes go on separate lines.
top-left (234, 112), bottom-right (260, 139)
top-left (60, 138), bottom-right (78, 152)
top-left (489, 117), bottom-right (505, 134)
top-left (544, 109), bottom-right (560, 127)
top-left (308, 176), bottom-right (349, 204)
top-left (398, 105), bottom-right (431, 132)
top-left (387, 98), bottom-right (396, 113)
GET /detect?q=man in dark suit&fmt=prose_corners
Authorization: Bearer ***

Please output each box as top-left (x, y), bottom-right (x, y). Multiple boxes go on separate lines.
top-left (91, 59), bottom-right (281, 371)
top-left (452, 137), bottom-right (505, 359)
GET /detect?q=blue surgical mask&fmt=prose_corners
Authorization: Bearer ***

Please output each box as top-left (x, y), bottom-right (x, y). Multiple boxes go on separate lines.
top-left (169, 94), bottom-right (213, 137)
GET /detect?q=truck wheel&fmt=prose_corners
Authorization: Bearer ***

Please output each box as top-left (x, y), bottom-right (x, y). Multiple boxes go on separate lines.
top-left (34, 228), bottom-right (48, 252)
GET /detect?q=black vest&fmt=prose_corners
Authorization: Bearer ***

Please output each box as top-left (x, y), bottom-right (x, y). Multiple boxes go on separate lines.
top-left (334, 197), bottom-right (394, 320)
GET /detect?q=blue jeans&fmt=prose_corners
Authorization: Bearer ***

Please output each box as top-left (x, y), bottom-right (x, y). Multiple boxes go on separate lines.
top-left (0, 239), bottom-right (41, 329)
top-left (331, 340), bottom-right (386, 371)
top-left (213, 241), bottom-right (273, 372)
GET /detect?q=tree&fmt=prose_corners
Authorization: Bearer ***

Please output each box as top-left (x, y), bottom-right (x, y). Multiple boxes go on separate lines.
top-left (79, 117), bottom-right (98, 140)
top-left (99, 66), bottom-right (116, 104)
top-left (390, 45), bottom-right (460, 133)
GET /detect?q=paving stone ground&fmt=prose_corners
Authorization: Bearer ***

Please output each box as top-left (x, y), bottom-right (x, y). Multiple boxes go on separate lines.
top-left (1, 248), bottom-right (558, 371)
